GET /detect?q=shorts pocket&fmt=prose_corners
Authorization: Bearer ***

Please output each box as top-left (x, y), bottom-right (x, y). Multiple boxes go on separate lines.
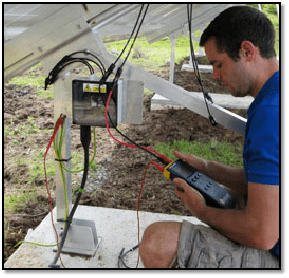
top-left (195, 248), bottom-right (232, 268)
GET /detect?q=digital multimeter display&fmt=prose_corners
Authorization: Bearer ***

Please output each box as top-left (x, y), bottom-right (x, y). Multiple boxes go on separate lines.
top-left (172, 162), bottom-right (196, 178)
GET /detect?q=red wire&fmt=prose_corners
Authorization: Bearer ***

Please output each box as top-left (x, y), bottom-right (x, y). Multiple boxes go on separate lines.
top-left (105, 89), bottom-right (169, 268)
top-left (135, 161), bottom-right (164, 267)
top-left (105, 90), bottom-right (171, 164)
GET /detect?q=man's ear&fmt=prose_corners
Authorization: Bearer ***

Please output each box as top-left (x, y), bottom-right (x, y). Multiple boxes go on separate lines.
top-left (240, 41), bottom-right (256, 61)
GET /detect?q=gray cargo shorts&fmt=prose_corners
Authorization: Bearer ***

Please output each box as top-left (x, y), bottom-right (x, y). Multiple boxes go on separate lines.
top-left (174, 221), bottom-right (279, 268)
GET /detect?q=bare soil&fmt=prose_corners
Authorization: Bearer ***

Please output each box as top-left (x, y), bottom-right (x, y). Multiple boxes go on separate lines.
top-left (3, 58), bottom-right (244, 262)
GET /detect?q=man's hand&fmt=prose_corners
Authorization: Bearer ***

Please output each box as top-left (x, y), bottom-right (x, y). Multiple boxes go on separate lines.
top-left (173, 150), bottom-right (247, 195)
top-left (173, 177), bottom-right (207, 218)
top-left (173, 150), bottom-right (207, 173)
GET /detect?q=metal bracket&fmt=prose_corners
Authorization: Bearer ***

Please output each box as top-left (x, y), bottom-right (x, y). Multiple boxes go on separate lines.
top-left (56, 218), bottom-right (101, 256)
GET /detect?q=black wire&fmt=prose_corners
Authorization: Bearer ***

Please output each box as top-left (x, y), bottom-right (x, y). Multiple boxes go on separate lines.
top-left (118, 244), bottom-right (139, 268)
top-left (74, 57), bottom-right (103, 75)
top-left (69, 51), bottom-right (106, 74)
top-left (63, 58), bottom-right (94, 75)
top-left (45, 58), bottom-right (95, 89)
top-left (98, 5), bottom-right (147, 88)
top-left (122, 4), bottom-right (149, 66)
top-left (98, 4), bottom-right (168, 166)
top-left (100, 4), bottom-right (149, 84)
top-left (45, 51), bottom-right (107, 90)
top-left (114, 4), bottom-right (145, 65)
top-left (68, 51), bottom-right (105, 75)
top-left (187, 4), bottom-right (217, 126)
top-left (187, 4), bottom-right (203, 81)
top-left (66, 125), bottom-right (91, 223)
top-left (114, 126), bottom-right (168, 165)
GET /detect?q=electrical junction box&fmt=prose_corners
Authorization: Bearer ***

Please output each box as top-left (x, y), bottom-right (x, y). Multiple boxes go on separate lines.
top-left (72, 79), bottom-right (144, 127)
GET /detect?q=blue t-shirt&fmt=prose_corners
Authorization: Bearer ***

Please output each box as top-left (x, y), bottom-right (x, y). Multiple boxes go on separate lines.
top-left (243, 71), bottom-right (279, 256)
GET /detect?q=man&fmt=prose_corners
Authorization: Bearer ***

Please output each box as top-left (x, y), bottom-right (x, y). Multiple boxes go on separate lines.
top-left (139, 6), bottom-right (279, 268)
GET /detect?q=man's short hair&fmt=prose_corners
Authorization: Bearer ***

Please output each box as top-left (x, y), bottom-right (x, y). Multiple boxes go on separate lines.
top-left (200, 6), bottom-right (276, 61)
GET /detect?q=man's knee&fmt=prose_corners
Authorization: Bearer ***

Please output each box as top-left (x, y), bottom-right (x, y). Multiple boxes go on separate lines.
top-left (139, 222), bottom-right (161, 259)
top-left (139, 222), bottom-right (182, 268)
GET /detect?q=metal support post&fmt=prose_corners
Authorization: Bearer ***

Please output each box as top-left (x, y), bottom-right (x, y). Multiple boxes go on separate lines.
top-left (54, 75), bottom-right (73, 221)
top-left (169, 36), bottom-right (176, 84)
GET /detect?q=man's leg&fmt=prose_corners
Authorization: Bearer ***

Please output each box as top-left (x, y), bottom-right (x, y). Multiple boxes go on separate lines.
top-left (139, 222), bottom-right (182, 268)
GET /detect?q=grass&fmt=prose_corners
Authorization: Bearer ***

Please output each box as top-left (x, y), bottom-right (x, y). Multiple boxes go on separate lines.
top-left (4, 116), bottom-right (54, 182)
top-left (156, 139), bottom-right (243, 168)
top-left (4, 190), bottom-right (38, 215)
top-left (4, 113), bottom-right (97, 184)
top-left (5, 116), bottom-right (48, 138)
top-left (7, 63), bottom-right (54, 99)
top-left (4, 188), bottom-right (41, 256)
top-left (105, 35), bottom-right (197, 72)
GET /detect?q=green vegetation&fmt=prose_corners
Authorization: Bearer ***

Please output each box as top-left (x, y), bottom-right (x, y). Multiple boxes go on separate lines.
top-left (5, 113), bottom-right (97, 183)
top-left (7, 63), bottom-right (54, 99)
top-left (156, 139), bottom-right (243, 168)
top-left (5, 116), bottom-right (48, 138)
top-left (4, 190), bottom-right (38, 214)
top-left (4, 116), bottom-right (53, 184)
top-left (105, 35), bottom-right (198, 71)
top-left (4, 189), bottom-right (44, 254)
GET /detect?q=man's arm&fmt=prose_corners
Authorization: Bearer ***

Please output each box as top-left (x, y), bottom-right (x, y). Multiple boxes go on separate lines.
top-left (173, 150), bottom-right (247, 195)
top-left (174, 178), bottom-right (279, 250)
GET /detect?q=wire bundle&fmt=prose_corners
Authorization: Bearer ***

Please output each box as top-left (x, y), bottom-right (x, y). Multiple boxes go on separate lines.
top-left (45, 50), bottom-right (105, 90)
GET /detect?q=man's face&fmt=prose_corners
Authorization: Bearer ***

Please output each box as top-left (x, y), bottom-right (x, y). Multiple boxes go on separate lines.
top-left (204, 38), bottom-right (252, 97)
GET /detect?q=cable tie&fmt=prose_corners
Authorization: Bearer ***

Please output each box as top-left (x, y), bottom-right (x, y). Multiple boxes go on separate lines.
top-left (57, 217), bottom-right (72, 225)
top-left (77, 188), bottom-right (84, 194)
top-left (57, 218), bottom-right (65, 223)
top-left (55, 157), bottom-right (72, 162)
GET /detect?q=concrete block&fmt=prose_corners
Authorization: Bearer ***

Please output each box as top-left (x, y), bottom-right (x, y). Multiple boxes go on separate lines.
top-left (4, 206), bottom-right (205, 269)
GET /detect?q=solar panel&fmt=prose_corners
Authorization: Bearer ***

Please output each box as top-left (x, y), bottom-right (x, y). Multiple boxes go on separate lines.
top-left (4, 3), bottom-right (248, 137)
top-left (4, 4), bottom-right (232, 81)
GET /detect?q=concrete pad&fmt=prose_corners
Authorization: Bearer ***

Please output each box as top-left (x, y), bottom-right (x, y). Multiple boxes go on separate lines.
top-left (4, 206), bottom-right (205, 269)
top-left (182, 64), bottom-right (213, 73)
top-left (151, 94), bottom-right (185, 111)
